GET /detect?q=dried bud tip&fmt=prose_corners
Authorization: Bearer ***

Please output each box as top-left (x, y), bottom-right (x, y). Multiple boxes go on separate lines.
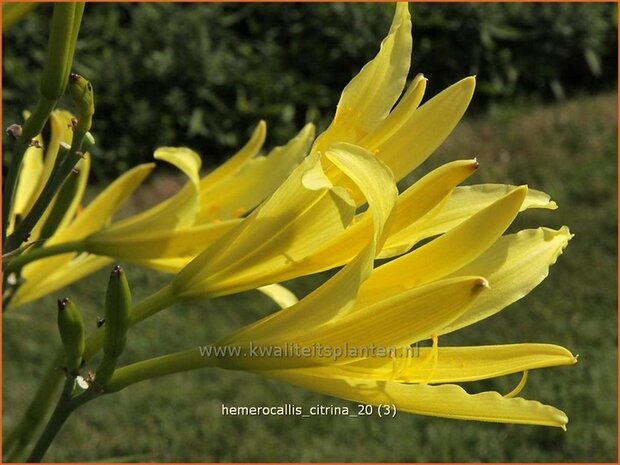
top-left (28, 139), bottom-right (42, 149)
top-left (6, 124), bottom-right (22, 138)
top-left (22, 232), bottom-right (31, 243)
top-left (69, 72), bottom-right (80, 83)
top-left (57, 297), bottom-right (70, 310)
top-left (96, 317), bottom-right (106, 328)
top-left (472, 157), bottom-right (480, 169)
top-left (113, 265), bottom-right (123, 274)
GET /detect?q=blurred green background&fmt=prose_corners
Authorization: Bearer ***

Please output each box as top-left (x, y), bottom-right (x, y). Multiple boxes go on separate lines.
top-left (3, 2), bottom-right (617, 178)
top-left (2, 2), bottom-right (618, 462)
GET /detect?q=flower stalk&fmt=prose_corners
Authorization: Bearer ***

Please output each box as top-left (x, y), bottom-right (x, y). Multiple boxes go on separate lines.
top-left (3, 3), bottom-right (84, 246)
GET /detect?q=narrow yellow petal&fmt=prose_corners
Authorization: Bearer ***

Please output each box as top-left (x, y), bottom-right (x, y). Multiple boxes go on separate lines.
top-left (18, 164), bottom-right (154, 297)
top-left (220, 277), bottom-right (487, 372)
top-left (220, 144), bottom-right (397, 347)
top-left (197, 123), bottom-right (315, 221)
top-left (87, 220), bottom-right (239, 261)
top-left (264, 372), bottom-right (569, 428)
top-left (86, 148), bottom-right (201, 250)
top-left (313, 3), bottom-right (411, 152)
top-left (257, 284), bottom-right (299, 309)
top-left (378, 159), bottom-right (479, 258)
top-left (53, 163), bottom-right (155, 241)
top-left (11, 254), bottom-right (113, 308)
top-left (200, 120), bottom-right (266, 189)
top-left (441, 226), bottom-right (573, 334)
top-left (359, 73), bottom-right (426, 149)
top-left (172, 152), bottom-right (356, 299)
top-left (297, 343), bottom-right (577, 383)
top-left (358, 186), bottom-right (527, 306)
top-left (294, 276), bottom-right (488, 350)
top-left (31, 150), bottom-right (92, 241)
top-left (368, 77), bottom-right (475, 183)
top-left (38, 110), bottom-right (75, 196)
top-left (11, 134), bottom-right (44, 231)
top-left (415, 184), bottom-right (557, 241)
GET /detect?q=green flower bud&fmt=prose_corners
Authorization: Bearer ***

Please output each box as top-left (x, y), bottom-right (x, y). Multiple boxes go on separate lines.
top-left (96, 266), bottom-right (132, 386)
top-left (68, 73), bottom-right (95, 120)
top-left (57, 297), bottom-right (85, 375)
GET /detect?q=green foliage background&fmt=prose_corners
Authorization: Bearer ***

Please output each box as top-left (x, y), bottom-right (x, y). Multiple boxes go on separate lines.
top-left (2, 3), bottom-right (617, 178)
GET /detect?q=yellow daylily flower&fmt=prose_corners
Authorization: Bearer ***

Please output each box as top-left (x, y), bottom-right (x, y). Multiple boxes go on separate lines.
top-left (8, 123), bottom-right (314, 308)
top-left (107, 139), bottom-right (573, 428)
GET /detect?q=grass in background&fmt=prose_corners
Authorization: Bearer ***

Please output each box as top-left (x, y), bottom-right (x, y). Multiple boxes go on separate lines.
top-left (3, 92), bottom-right (617, 462)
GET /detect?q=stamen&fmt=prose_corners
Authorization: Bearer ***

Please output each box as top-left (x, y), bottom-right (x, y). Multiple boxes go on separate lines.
top-left (504, 370), bottom-right (529, 398)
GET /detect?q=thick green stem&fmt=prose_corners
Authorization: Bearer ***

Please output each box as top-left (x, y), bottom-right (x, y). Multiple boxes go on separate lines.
top-left (106, 349), bottom-right (221, 393)
top-left (26, 374), bottom-right (101, 463)
top-left (26, 378), bottom-right (75, 462)
top-left (3, 357), bottom-right (63, 462)
top-left (3, 240), bottom-right (85, 273)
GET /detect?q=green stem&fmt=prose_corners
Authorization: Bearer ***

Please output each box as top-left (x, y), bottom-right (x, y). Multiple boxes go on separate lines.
top-left (3, 3), bottom-right (85, 252)
top-left (4, 285), bottom-right (179, 455)
top-left (3, 357), bottom-right (63, 462)
top-left (2, 98), bottom-right (57, 242)
top-left (4, 149), bottom-right (83, 255)
top-left (3, 240), bottom-right (85, 273)
top-left (26, 378), bottom-right (75, 462)
top-left (106, 348), bottom-right (221, 393)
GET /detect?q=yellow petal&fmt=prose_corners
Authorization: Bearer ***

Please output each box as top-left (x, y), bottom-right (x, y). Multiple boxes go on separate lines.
top-left (171, 151), bottom-right (356, 299)
top-left (257, 284), bottom-right (299, 309)
top-left (313, 3), bottom-right (411, 152)
top-left (365, 76), bottom-right (475, 184)
top-left (440, 226), bottom-right (573, 334)
top-left (197, 123), bottom-right (315, 221)
top-left (200, 120), bottom-right (266, 188)
top-left (415, 184), bottom-right (557, 241)
top-left (38, 110), bottom-right (75, 195)
top-left (85, 148), bottom-right (202, 252)
top-left (10, 134), bottom-right (44, 232)
top-left (378, 159), bottom-right (479, 258)
top-left (11, 254), bottom-right (113, 308)
top-left (263, 371), bottom-right (569, 428)
top-left (220, 276), bottom-right (487, 372)
top-left (359, 72), bottom-right (426, 149)
top-left (279, 159), bottom-right (478, 275)
top-left (18, 164), bottom-right (154, 300)
top-left (220, 144), bottom-right (397, 348)
top-left (87, 220), bottom-right (239, 261)
top-left (296, 343), bottom-right (577, 383)
top-left (31, 150), bottom-right (92, 241)
top-left (357, 186), bottom-right (527, 306)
